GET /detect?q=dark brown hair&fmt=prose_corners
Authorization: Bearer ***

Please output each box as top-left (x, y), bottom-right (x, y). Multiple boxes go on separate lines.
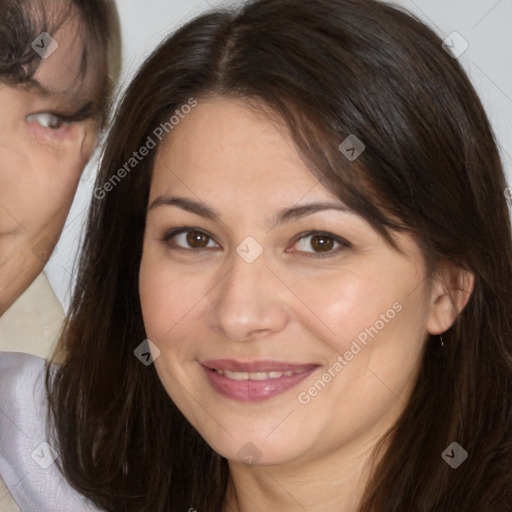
top-left (47, 0), bottom-right (512, 510)
top-left (0, 0), bottom-right (121, 123)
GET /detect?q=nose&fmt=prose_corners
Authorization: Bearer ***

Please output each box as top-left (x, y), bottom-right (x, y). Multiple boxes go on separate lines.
top-left (208, 254), bottom-right (290, 342)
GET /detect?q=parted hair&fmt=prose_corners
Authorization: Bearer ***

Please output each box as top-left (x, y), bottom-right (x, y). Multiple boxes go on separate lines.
top-left (47, 0), bottom-right (512, 510)
top-left (0, 0), bottom-right (121, 124)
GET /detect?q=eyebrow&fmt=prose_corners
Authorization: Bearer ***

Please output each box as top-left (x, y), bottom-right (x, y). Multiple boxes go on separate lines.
top-left (23, 79), bottom-right (97, 119)
top-left (147, 195), bottom-right (352, 225)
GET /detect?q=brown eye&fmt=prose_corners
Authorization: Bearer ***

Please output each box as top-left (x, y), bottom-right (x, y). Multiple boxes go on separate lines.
top-left (293, 232), bottom-right (349, 255)
top-left (310, 234), bottom-right (335, 252)
top-left (164, 229), bottom-right (219, 250)
top-left (186, 230), bottom-right (210, 248)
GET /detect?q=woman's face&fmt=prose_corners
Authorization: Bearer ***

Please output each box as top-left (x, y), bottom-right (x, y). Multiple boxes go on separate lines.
top-left (0, 16), bottom-right (100, 314)
top-left (139, 97), bottom-right (439, 467)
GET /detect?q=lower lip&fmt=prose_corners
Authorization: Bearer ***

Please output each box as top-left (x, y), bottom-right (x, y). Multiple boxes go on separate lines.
top-left (202, 365), bottom-right (318, 402)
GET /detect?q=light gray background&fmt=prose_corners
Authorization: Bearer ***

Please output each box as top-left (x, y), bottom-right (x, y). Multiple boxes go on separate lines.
top-left (46, 0), bottom-right (512, 310)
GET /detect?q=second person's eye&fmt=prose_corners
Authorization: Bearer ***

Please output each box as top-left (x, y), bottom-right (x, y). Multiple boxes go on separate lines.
top-left (25, 112), bottom-right (71, 130)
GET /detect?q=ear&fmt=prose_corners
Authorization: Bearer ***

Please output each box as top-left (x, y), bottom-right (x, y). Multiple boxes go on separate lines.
top-left (426, 265), bottom-right (474, 335)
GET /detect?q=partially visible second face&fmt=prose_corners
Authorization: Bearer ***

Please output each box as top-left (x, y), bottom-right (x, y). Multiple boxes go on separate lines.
top-left (139, 97), bottom-right (440, 470)
top-left (0, 12), bottom-right (101, 314)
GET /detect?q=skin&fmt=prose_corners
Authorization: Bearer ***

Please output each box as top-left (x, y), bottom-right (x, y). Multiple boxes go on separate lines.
top-left (139, 97), bottom-right (473, 512)
top-left (0, 12), bottom-right (101, 315)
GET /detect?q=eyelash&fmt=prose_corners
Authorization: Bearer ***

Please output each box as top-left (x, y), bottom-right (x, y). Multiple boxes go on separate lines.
top-left (25, 103), bottom-right (94, 131)
top-left (161, 227), bottom-right (351, 258)
top-left (25, 112), bottom-right (72, 130)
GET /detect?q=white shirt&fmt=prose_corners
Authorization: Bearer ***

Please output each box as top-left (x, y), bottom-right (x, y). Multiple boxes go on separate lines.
top-left (0, 352), bottom-right (102, 511)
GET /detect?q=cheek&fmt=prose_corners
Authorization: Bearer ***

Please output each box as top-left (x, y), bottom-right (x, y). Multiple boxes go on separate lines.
top-left (292, 261), bottom-right (429, 382)
top-left (291, 267), bottom-right (400, 348)
top-left (139, 253), bottom-right (209, 343)
top-left (36, 127), bottom-right (94, 193)
top-left (0, 154), bottom-right (79, 238)
top-left (77, 125), bottom-right (97, 165)
top-left (29, 157), bottom-right (83, 230)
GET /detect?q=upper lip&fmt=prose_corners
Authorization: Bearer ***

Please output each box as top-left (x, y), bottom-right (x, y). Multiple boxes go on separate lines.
top-left (201, 359), bottom-right (317, 373)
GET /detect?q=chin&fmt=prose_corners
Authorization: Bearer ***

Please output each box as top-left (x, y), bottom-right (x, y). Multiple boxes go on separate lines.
top-left (202, 427), bottom-right (309, 467)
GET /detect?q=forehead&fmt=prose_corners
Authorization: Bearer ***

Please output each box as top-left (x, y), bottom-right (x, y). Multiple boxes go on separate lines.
top-left (152, 97), bottom-right (322, 196)
top-left (29, 15), bottom-right (103, 109)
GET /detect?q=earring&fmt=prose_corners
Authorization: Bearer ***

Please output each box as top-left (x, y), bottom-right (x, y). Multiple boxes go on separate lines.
top-left (439, 334), bottom-right (445, 348)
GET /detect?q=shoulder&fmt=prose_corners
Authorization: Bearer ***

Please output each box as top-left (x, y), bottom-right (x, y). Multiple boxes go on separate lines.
top-left (0, 352), bottom-right (52, 441)
top-left (0, 350), bottom-right (47, 388)
top-left (0, 352), bottom-right (101, 511)
top-left (0, 351), bottom-right (49, 430)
